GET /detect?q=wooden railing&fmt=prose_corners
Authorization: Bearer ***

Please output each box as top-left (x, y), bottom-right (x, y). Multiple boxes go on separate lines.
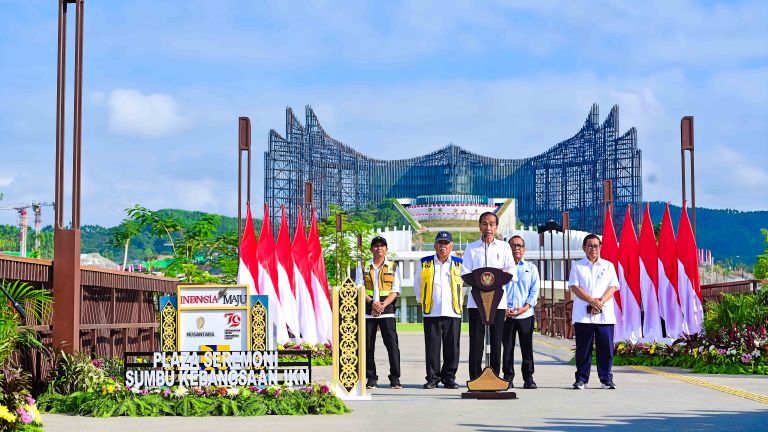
top-left (535, 280), bottom-right (766, 340)
top-left (701, 279), bottom-right (765, 302)
top-left (1, 254), bottom-right (177, 382)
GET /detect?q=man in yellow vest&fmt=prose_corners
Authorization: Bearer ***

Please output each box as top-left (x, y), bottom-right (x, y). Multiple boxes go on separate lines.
top-left (414, 231), bottom-right (463, 389)
top-left (355, 235), bottom-right (402, 389)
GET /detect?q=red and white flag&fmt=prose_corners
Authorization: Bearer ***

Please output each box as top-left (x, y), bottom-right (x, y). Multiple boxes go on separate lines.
top-left (658, 203), bottom-right (684, 339)
top-left (677, 203), bottom-right (703, 335)
top-left (639, 203), bottom-right (663, 341)
top-left (618, 206), bottom-right (642, 343)
top-left (276, 206), bottom-right (301, 338)
top-left (292, 208), bottom-right (319, 344)
top-left (258, 203), bottom-right (288, 346)
top-left (308, 208), bottom-right (333, 343)
top-left (237, 203), bottom-right (259, 295)
top-left (601, 206), bottom-right (625, 342)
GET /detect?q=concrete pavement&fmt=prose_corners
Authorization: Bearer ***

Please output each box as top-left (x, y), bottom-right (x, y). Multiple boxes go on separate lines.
top-left (43, 332), bottom-right (768, 431)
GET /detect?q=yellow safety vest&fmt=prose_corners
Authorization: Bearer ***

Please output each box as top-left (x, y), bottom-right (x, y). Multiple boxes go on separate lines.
top-left (421, 256), bottom-right (463, 315)
top-left (363, 261), bottom-right (397, 300)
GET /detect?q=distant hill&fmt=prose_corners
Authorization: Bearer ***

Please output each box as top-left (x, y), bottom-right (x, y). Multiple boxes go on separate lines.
top-left (1, 203), bottom-right (764, 267)
top-left (0, 209), bottom-right (261, 263)
top-left (647, 202), bottom-right (767, 266)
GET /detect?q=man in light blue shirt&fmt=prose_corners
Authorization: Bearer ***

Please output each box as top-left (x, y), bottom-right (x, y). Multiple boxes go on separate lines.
top-left (502, 235), bottom-right (540, 389)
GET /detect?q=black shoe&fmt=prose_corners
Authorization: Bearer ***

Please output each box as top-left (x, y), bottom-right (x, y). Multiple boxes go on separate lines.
top-left (523, 380), bottom-right (537, 389)
top-left (601, 381), bottom-right (616, 389)
top-left (573, 380), bottom-right (586, 389)
top-left (390, 379), bottom-right (402, 389)
top-left (366, 379), bottom-right (377, 389)
top-left (442, 380), bottom-right (460, 389)
top-left (423, 380), bottom-right (440, 389)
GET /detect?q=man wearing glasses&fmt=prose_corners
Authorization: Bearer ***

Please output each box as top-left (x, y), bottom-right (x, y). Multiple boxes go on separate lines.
top-left (413, 231), bottom-right (463, 389)
top-left (568, 234), bottom-right (619, 390)
top-left (502, 235), bottom-right (540, 389)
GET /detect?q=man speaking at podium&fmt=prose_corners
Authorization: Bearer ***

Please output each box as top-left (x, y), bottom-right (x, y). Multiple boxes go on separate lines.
top-left (461, 212), bottom-right (517, 380)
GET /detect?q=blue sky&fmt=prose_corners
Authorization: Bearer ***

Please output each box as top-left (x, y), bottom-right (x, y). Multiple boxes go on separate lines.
top-left (1, 0), bottom-right (766, 227)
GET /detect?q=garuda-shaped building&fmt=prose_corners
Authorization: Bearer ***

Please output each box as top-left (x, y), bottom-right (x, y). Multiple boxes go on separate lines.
top-left (265, 104), bottom-right (641, 234)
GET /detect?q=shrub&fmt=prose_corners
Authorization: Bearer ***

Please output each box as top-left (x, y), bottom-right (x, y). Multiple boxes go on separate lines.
top-left (37, 382), bottom-right (350, 417)
top-left (48, 351), bottom-right (108, 395)
top-left (703, 293), bottom-right (768, 335)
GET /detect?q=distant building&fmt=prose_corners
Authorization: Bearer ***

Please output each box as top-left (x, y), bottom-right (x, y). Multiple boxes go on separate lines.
top-left (80, 253), bottom-right (120, 270)
top-left (265, 104), bottom-right (642, 234)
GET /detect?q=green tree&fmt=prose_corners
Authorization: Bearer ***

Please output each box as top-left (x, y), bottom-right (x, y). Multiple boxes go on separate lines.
top-left (108, 219), bottom-right (141, 270)
top-left (754, 228), bottom-right (768, 282)
top-left (124, 205), bottom-right (232, 283)
top-left (318, 205), bottom-right (375, 286)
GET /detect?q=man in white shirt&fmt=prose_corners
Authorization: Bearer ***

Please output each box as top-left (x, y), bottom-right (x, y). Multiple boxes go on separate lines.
top-left (568, 233), bottom-right (620, 390)
top-left (355, 236), bottom-right (402, 389)
top-left (461, 212), bottom-right (517, 380)
top-left (502, 235), bottom-right (540, 389)
top-left (414, 231), bottom-right (463, 389)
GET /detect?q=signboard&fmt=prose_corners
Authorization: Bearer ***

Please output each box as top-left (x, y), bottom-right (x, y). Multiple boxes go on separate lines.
top-left (130, 284), bottom-right (311, 389)
top-left (177, 285), bottom-right (250, 351)
top-left (124, 350), bottom-right (311, 388)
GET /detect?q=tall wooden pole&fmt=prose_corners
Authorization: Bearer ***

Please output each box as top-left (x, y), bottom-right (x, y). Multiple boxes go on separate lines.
top-left (53, 0), bottom-right (85, 353)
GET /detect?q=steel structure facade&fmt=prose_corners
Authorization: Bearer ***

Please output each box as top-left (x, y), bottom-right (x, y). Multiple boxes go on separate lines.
top-left (265, 104), bottom-right (641, 234)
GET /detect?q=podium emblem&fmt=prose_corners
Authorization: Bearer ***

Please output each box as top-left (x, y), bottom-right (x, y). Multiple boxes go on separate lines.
top-left (480, 271), bottom-right (495, 286)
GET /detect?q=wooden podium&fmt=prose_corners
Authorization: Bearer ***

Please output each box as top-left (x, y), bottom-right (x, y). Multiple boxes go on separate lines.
top-left (461, 267), bottom-right (517, 400)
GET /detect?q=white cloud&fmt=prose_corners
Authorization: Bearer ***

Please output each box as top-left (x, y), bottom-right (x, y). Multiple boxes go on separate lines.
top-left (105, 89), bottom-right (188, 138)
top-left (0, 174), bottom-right (14, 188)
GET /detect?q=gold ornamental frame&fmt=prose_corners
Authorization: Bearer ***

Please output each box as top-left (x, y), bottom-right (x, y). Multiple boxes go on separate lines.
top-left (332, 276), bottom-right (369, 400)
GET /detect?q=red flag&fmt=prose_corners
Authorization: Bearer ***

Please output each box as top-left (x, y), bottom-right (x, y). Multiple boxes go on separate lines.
top-left (257, 203), bottom-right (279, 297)
top-left (677, 203), bottom-right (703, 334)
top-left (293, 209), bottom-right (318, 343)
top-left (618, 206), bottom-right (642, 342)
top-left (237, 204), bottom-right (259, 295)
top-left (275, 206), bottom-right (300, 336)
top-left (639, 203), bottom-right (662, 340)
top-left (658, 203), bottom-right (683, 338)
top-left (602, 206), bottom-right (624, 341)
top-left (602, 206), bottom-right (621, 309)
top-left (308, 208), bottom-right (333, 343)
top-left (257, 203), bottom-right (287, 345)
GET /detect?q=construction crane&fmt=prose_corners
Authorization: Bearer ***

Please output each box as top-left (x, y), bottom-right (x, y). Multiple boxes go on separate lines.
top-left (0, 201), bottom-right (55, 257)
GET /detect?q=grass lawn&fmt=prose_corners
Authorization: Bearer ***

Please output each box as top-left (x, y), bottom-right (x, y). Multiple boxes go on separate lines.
top-left (396, 322), bottom-right (470, 332)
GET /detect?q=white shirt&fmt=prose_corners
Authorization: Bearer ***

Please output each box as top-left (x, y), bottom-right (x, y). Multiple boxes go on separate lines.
top-left (355, 258), bottom-right (401, 319)
top-left (413, 254), bottom-right (461, 319)
top-left (568, 257), bottom-right (620, 324)
top-left (460, 238), bottom-right (517, 309)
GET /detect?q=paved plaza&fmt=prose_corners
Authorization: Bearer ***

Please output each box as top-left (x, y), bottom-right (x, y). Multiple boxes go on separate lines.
top-left (43, 332), bottom-right (768, 432)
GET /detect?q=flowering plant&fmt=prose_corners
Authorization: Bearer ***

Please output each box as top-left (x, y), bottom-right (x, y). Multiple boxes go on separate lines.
top-left (277, 342), bottom-right (333, 366)
top-left (37, 380), bottom-right (349, 417)
top-left (0, 395), bottom-right (43, 432)
top-left (612, 292), bottom-right (768, 374)
top-left (0, 367), bottom-right (44, 432)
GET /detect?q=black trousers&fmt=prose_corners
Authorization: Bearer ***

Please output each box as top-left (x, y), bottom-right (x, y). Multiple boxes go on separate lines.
top-left (502, 315), bottom-right (535, 382)
top-left (365, 317), bottom-right (401, 381)
top-left (423, 316), bottom-right (461, 383)
top-left (468, 308), bottom-right (505, 380)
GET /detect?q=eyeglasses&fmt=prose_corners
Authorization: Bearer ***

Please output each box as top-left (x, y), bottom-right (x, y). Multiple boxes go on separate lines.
top-left (510, 243), bottom-right (525, 248)
top-left (584, 244), bottom-right (601, 249)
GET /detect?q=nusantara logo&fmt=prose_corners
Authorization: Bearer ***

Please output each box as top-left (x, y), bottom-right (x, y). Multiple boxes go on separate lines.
top-left (225, 312), bottom-right (241, 328)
